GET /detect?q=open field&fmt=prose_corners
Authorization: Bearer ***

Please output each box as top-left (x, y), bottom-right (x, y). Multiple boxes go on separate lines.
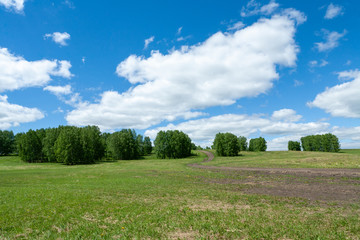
top-left (202, 149), bottom-right (360, 169)
top-left (1, 151), bottom-right (360, 239)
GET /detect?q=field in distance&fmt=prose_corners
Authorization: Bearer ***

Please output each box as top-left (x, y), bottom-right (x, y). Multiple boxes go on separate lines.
top-left (0, 150), bottom-right (359, 239)
top-left (201, 149), bottom-right (360, 169)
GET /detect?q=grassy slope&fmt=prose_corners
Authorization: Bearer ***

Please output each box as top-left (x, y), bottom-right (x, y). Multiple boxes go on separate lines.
top-left (202, 149), bottom-right (360, 169)
top-left (0, 152), bottom-right (359, 239)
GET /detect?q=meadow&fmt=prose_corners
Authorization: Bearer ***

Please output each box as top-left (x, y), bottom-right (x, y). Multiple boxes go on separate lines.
top-left (0, 151), bottom-right (359, 239)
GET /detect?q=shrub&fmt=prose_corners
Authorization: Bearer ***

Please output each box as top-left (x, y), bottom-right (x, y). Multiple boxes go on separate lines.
top-left (154, 130), bottom-right (192, 159)
top-left (288, 141), bottom-right (301, 151)
top-left (248, 137), bottom-right (267, 152)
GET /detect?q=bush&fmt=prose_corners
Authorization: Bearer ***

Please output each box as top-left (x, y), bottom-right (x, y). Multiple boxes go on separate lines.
top-left (154, 130), bottom-right (192, 159)
top-left (248, 137), bottom-right (267, 152)
top-left (288, 141), bottom-right (301, 151)
top-left (213, 132), bottom-right (240, 156)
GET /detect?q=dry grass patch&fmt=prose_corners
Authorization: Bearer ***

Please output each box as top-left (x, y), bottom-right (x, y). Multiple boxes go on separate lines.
top-left (187, 199), bottom-right (250, 212)
top-left (167, 229), bottom-right (199, 240)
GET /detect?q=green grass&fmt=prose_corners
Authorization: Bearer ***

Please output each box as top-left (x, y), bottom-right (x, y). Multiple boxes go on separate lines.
top-left (0, 152), bottom-right (359, 239)
top-left (203, 150), bottom-right (360, 169)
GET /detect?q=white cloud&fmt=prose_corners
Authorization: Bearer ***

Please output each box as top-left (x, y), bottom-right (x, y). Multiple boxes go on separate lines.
top-left (280, 8), bottom-right (307, 25)
top-left (82, 57), bottom-right (86, 64)
top-left (272, 108), bottom-right (302, 122)
top-left (44, 32), bottom-right (71, 46)
top-left (144, 36), bottom-right (155, 49)
top-left (294, 79), bottom-right (303, 87)
top-left (315, 29), bottom-right (346, 52)
top-left (227, 21), bottom-right (245, 31)
top-left (0, 95), bottom-right (44, 130)
top-left (241, 0), bottom-right (279, 17)
top-left (176, 27), bottom-right (183, 35)
top-left (0, 48), bottom-right (73, 92)
top-left (62, 0), bottom-right (75, 9)
top-left (144, 111), bottom-right (329, 149)
top-left (0, 0), bottom-right (25, 13)
top-left (308, 69), bottom-right (360, 118)
top-left (324, 3), bottom-right (344, 19)
top-left (309, 59), bottom-right (328, 68)
top-left (67, 13), bottom-right (300, 130)
top-left (44, 85), bottom-right (72, 96)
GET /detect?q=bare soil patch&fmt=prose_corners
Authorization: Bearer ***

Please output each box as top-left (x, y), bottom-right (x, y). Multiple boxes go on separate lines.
top-left (191, 151), bottom-right (360, 203)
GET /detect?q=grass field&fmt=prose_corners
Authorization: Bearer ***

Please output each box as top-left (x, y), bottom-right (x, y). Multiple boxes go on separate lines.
top-left (1, 151), bottom-right (360, 239)
top-left (203, 149), bottom-right (360, 169)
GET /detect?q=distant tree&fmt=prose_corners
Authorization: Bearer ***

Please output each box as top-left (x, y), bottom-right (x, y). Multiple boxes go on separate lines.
top-left (154, 130), bottom-right (192, 159)
top-left (248, 137), bottom-right (267, 152)
top-left (43, 127), bottom-right (62, 162)
top-left (301, 133), bottom-right (340, 152)
top-left (54, 126), bottom-right (84, 165)
top-left (213, 132), bottom-right (240, 156)
top-left (136, 134), bottom-right (145, 156)
top-left (191, 142), bottom-right (197, 150)
top-left (80, 126), bottom-right (105, 163)
top-left (288, 141), bottom-right (301, 151)
top-left (143, 136), bottom-right (152, 155)
top-left (109, 129), bottom-right (139, 160)
top-left (238, 136), bottom-right (248, 151)
top-left (0, 130), bottom-right (15, 156)
top-left (18, 130), bottom-right (43, 162)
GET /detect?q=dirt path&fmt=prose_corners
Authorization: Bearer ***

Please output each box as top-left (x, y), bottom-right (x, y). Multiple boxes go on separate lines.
top-left (190, 151), bottom-right (360, 203)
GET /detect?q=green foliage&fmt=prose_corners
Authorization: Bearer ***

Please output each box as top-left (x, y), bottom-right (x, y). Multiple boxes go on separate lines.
top-left (0, 130), bottom-right (15, 155)
top-left (143, 136), bottom-right (152, 155)
top-left (301, 133), bottom-right (340, 152)
top-left (17, 130), bottom-right (43, 162)
top-left (213, 132), bottom-right (240, 156)
top-left (43, 127), bottom-right (62, 162)
top-left (248, 137), bottom-right (267, 152)
top-left (288, 141), bottom-right (301, 151)
top-left (238, 136), bottom-right (248, 151)
top-left (80, 126), bottom-right (105, 163)
top-left (136, 134), bottom-right (145, 156)
top-left (55, 126), bottom-right (84, 165)
top-left (154, 130), bottom-right (192, 159)
top-left (108, 129), bottom-right (139, 160)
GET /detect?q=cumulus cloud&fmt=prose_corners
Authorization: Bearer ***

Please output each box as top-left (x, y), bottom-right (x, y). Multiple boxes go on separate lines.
top-left (44, 32), bottom-right (71, 46)
top-left (144, 36), bottom-right (155, 49)
top-left (144, 110), bottom-right (329, 149)
top-left (67, 13), bottom-right (301, 130)
top-left (315, 29), bottom-right (346, 52)
top-left (43, 85), bottom-right (72, 96)
top-left (0, 48), bottom-right (73, 92)
top-left (271, 108), bottom-right (302, 122)
top-left (0, 95), bottom-right (44, 130)
top-left (309, 59), bottom-right (328, 68)
top-left (0, 0), bottom-right (25, 13)
top-left (241, 0), bottom-right (279, 17)
top-left (324, 3), bottom-right (344, 19)
top-left (308, 69), bottom-right (360, 118)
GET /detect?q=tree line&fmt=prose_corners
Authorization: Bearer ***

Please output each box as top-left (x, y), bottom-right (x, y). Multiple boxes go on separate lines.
top-left (289, 133), bottom-right (340, 152)
top-left (14, 126), bottom-right (152, 164)
top-left (213, 133), bottom-right (267, 156)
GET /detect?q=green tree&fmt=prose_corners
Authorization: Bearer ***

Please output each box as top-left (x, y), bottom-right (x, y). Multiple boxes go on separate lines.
top-left (54, 126), bottom-right (84, 165)
top-left (154, 130), bottom-right (192, 159)
top-left (18, 130), bottom-right (43, 162)
top-left (213, 132), bottom-right (240, 156)
top-left (43, 127), bottom-right (62, 162)
top-left (0, 130), bottom-right (15, 156)
top-left (136, 134), bottom-right (145, 156)
top-left (288, 141), bottom-right (301, 151)
top-left (80, 126), bottom-right (105, 163)
top-left (248, 137), bottom-right (267, 152)
top-left (109, 129), bottom-right (139, 160)
top-left (143, 136), bottom-right (152, 155)
top-left (238, 136), bottom-right (248, 151)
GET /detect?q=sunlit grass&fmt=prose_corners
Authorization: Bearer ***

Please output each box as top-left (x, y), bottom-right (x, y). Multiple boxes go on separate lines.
top-left (203, 150), bottom-right (360, 169)
top-left (0, 151), bottom-right (359, 239)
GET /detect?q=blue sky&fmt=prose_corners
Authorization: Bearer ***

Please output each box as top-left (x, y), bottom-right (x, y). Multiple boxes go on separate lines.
top-left (1, 0), bottom-right (360, 150)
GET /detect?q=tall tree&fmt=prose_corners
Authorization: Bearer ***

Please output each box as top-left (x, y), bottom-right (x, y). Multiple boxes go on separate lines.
top-left (213, 132), bottom-right (240, 156)
top-left (0, 130), bottom-right (15, 156)
top-left (154, 130), bottom-right (192, 159)
top-left (143, 136), bottom-right (152, 155)
top-left (238, 136), bottom-right (248, 151)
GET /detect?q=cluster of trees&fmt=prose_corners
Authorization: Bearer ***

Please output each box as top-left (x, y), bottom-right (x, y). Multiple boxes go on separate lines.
top-left (300, 133), bottom-right (340, 152)
top-left (15, 126), bottom-right (153, 165)
top-left (288, 141), bottom-right (301, 151)
top-left (154, 130), bottom-right (192, 159)
top-left (0, 130), bottom-right (15, 156)
top-left (213, 133), bottom-right (267, 156)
